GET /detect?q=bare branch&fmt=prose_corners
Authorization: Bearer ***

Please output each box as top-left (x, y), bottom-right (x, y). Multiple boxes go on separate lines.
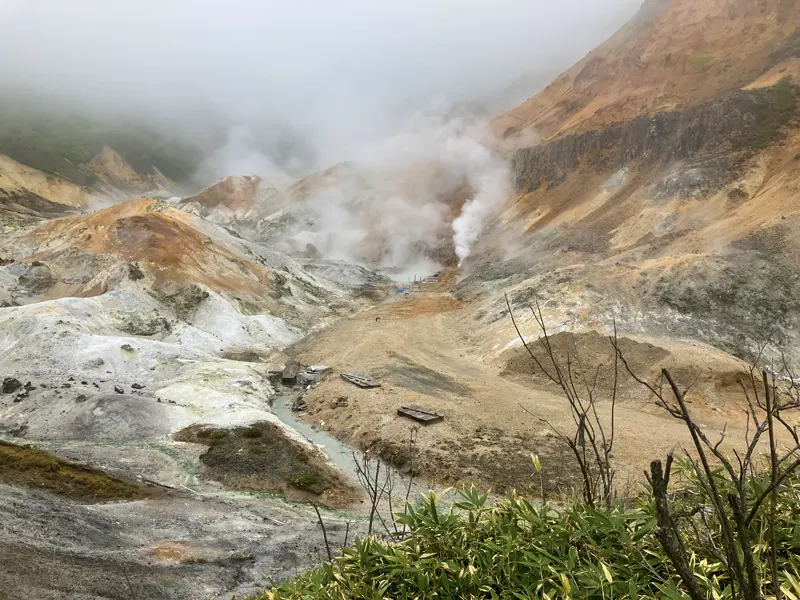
top-left (505, 293), bottom-right (559, 384)
top-left (310, 502), bottom-right (332, 562)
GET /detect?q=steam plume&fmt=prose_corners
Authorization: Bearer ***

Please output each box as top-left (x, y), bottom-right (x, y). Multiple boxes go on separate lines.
top-left (452, 159), bottom-right (511, 265)
top-left (289, 114), bottom-right (511, 273)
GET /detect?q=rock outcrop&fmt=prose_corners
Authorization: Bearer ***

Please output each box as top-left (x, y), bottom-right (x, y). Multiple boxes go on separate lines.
top-left (178, 175), bottom-right (283, 224)
top-left (513, 83), bottom-right (798, 195)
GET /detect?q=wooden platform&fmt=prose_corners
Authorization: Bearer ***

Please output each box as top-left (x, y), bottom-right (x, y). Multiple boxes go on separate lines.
top-left (397, 405), bottom-right (444, 425)
top-left (340, 373), bottom-right (381, 388)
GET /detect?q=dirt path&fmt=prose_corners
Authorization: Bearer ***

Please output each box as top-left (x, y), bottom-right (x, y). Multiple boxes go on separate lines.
top-left (290, 281), bottom-right (753, 496)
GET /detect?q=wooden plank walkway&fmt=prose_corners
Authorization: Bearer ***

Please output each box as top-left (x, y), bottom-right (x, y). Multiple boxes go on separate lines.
top-left (340, 373), bottom-right (382, 388)
top-left (397, 405), bottom-right (444, 425)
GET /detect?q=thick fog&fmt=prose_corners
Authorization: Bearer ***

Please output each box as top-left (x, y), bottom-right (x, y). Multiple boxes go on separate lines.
top-left (0, 0), bottom-right (640, 168)
top-left (0, 0), bottom-right (641, 267)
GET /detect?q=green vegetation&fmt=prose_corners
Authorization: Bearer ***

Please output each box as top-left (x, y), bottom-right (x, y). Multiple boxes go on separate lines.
top-left (242, 425), bottom-right (265, 438)
top-left (0, 96), bottom-right (203, 184)
top-left (0, 441), bottom-right (147, 502)
top-left (257, 465), bottom-right (800, 599)
top-left (290, 473), bottom-right (322, 490)
top-left (175, 422), bottom-right (342, 497)
top-left (770, 28), bottom-right (800, 65)
top-left (736, 78), bottom-right (798, 151)
top-left (689, 55), bottom-right (715, 71)
top-left (127, 262), bottom-right (145, 281)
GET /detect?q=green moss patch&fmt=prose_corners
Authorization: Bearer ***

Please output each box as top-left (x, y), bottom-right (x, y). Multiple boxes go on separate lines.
top-left (0, 441), bottom-right (149, 502)
top-left (175, 422), bottom-right (354, 503)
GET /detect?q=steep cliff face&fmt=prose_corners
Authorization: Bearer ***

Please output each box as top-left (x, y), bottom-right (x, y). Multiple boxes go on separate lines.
top-left (512, 83), bottom-right (798, 196)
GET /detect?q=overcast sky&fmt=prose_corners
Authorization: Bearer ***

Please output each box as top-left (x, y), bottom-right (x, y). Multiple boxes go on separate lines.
top-left (0, 0), bottom-right (642, 170)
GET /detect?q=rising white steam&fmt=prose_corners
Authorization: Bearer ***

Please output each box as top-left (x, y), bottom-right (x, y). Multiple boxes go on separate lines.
top-left (288, 114), bottom-right (511, 272)
top-left (452, 158), bottom-right (511, 265)
top-left (196, 126), bottom-right (293, 188)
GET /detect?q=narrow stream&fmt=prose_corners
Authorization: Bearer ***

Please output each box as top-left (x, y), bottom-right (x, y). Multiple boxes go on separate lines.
top-left (272, 389), bottom-right (361, 480)
top-left (271, 385), bottom-right (445, 514)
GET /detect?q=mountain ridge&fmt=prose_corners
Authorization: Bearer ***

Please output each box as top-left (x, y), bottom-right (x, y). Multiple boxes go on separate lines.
top-left (492, 0), bottom-right (800, 150)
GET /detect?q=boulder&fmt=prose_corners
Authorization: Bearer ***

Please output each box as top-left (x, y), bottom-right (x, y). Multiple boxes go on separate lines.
top-left (17, 261), bottom-right (53, 294)
top-left (2, 377), bottom-right (22, 394)
top-left (297, 371), bottom-right (323, 387)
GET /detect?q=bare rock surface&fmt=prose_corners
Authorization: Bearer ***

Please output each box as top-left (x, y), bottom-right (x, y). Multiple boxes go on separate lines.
top-left (0, 483), bottom-right (362, 600)
top-left (0, 196), bottom-right (385, 598)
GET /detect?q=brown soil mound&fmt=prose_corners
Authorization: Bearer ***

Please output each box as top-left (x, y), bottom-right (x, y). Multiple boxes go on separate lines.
top-left (175, 422), bottom-right (357, 507)
top-left (16, 198), bottom-right (283, 305)
top-left (0, 441), bottom-right (151, 502)
top-left (501, 331), bottom-right (749, 411)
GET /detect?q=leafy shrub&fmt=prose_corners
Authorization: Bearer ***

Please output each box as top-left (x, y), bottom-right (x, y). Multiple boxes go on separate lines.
top-left (290, 473), bottom-right (321, 490)
top-left (205, 430), bottom-right (229, 441)
top-left (255, 466), bottom-right (800, 600)
top-left (242, 425), bottom-right (264, 438)
top-left (127, 262), bottom-right (145, 282)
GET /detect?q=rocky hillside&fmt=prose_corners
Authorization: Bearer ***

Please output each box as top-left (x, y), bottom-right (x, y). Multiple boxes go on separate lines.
top-left (0, 95), bottom-right (207, 235)
top-left (459, 0), bottom-right (800, 362)
top-left (196, 162), bottom-right (473, 269)
top-left (265, 0), bottom-right (800, 522)
top-left (179, 175), bottom-right (284, 225)
top-left (4, 3), bottom-right (800, 597)
top-left (493, 0), bottom-right (800, 147)
top-left (0, 190), bottom-right (388, 598)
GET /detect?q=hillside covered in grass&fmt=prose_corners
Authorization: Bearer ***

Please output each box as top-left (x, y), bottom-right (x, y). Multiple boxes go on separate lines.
top-left (0, 94), bottom-right (203, 186)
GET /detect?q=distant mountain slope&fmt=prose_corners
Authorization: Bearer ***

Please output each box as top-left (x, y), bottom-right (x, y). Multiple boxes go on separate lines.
top-left (461, 0), bottom-right (800, 361)
top-left (0, 96), bottom-right (205, 229)
top-left (0, 152), bottom-right (88, 232)
top-left (493, 0), bottom-right (800, 149)
top-left (0, 95), bottom-right (203, 192)
top-left (0, 153), bottom-right (89, 209)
